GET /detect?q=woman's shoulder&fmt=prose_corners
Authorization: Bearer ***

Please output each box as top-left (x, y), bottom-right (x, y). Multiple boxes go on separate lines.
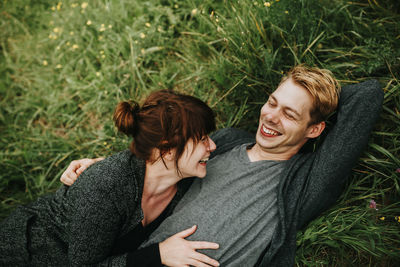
top-left (73, 150), bottom-right (145, 195)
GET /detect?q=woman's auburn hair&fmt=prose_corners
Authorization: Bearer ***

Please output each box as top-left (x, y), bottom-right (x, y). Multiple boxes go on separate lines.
top-left (280, 64), bottom-right (341, 125)
top-left (113, 90), bottom-right (216, 170)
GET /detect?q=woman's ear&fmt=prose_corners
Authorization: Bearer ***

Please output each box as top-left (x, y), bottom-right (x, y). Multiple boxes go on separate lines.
top-left (163, 149), bottom-right (176, 161)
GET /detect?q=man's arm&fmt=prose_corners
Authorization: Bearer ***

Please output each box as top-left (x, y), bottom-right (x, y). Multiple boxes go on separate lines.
top-left (298, 80), bottom-right (383, 228)
top-left (60, 157), bottom-right (104, 185)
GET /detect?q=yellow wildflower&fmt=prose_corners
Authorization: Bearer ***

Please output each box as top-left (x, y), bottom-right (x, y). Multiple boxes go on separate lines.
top-left (43, 60), bottom-right (48, 66)
top-left (96, 72), bottom-right (101, 77)
top-left (174, 4), bottom-right (179, 8)
top-left (86, 20), bottom-right (92, 25)
top-left (100, 50), bottom-right (104, 55)
top-left (56, 64), bottom-right (62, 69)
top-left (285, 10), bottom-right (289, 14)
top-left (51, 6), bottom-right (56, 11)
top-left (191, 8), bottom-right (198, 16)
top-left (99, 35), bottom-right (104, 41)
top-left (215, 18), bottom-right (219, 23)
top-left (145, 22), bottom-right (151, 27)
top-left (157, 26), bottom-right (163, 32)
top-left (66, 41), bottom-right (71, 46)
top-left (108, 25), bottom-right (112, 29)
top-left (379, 216), bottom-right (385, 221)
top-left (72, 44), bottom-right (79, 50)
top-left (71, 3), bottom-right (78, 8)
top-left (99, 24), bottom-right (106, 32)
top-left (53, 27), bottom-right (62, 33)
top-left (103, 142), bottom-right (107, 145)
top-left (101, 55), bottom-right (106, 59)
top-left (81, 2), bottom-right (88, 9)
top-left (70, 31), bottom-right (74, 36)
top-left (264, 2), bottom-right (271, 7)
top-left (56, 46), bottom-right (61, 50)
top-left (56, 2), bottom-right (62, 11)
top-left (141, 48), bottom-right (145, 54)
top-left (140, 33), bottom-right (146, 39)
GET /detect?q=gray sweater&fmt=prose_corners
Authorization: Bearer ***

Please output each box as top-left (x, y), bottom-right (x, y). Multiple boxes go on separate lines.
top-left (141, 143), bottom-right (285, 265)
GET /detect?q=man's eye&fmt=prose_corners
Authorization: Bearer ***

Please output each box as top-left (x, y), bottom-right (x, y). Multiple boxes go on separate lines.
top-left (285, 113), bottom-right (295, 120)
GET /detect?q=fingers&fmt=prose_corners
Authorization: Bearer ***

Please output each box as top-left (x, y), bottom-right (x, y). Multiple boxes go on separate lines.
top-left (189, 241), bottom-right (219, 250)
top-left (190, 252), bottom-right (220, 267)
top-left (94, 157), bottom-right (105, 162)
top-left (76, 166), bottom-right (86, 176)
top-left (175, 225), bottom-right (197, 238)
top-left (60, 158), bottom-right (101, 186)
top-left (60, 173), bottom-right (76, 186)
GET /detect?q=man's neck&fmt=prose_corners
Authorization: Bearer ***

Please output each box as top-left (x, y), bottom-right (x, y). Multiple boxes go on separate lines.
top-left (247, 143), bottom-right (297, 162)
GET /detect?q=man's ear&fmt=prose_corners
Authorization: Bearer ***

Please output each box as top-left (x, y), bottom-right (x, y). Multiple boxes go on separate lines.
top-left (306, 121), bottom-right (325, 139)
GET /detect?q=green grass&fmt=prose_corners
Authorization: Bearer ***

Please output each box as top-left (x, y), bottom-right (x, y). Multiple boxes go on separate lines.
top-left (1, 0), bottom-right (399, 265)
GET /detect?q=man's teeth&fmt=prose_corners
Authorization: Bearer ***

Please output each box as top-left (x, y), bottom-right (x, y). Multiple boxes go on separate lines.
top-left (263, 125), bottom-right (280, 136)
top-left (199, 158), bottom-right (209, 164)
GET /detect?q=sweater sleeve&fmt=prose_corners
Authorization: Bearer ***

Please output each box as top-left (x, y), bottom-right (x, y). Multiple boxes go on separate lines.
top-left (65, 153), bottom-right (141, 267)
top-left (66, 176), bottom-right (128, 266)
top-left (298, 80), bottom-right (383, 227)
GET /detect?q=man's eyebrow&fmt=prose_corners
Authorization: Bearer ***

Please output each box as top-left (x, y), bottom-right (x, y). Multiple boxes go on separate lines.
top-left (270, 95), bottom-right (301, 118)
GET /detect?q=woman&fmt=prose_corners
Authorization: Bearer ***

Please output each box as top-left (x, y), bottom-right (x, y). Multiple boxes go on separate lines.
top-left (0, 90), bottom-right (220, 266)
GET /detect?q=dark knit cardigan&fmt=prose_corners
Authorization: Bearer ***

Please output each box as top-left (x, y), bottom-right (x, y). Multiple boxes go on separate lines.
top-left (208, 80), bottom-right (383, 266)
top-left (0, 150), bottom-right (192, 266)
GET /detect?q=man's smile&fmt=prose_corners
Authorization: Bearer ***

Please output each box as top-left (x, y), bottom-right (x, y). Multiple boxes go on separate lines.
top-left (261, 124), bottom-right (282, 137)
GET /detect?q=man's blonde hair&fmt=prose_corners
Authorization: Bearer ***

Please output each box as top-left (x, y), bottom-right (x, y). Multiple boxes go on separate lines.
top-left (280, 64), bottom-right (341, 125)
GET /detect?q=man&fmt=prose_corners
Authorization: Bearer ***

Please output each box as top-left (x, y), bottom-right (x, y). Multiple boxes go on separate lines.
top-left (62, 65), bottom-right (383, 266)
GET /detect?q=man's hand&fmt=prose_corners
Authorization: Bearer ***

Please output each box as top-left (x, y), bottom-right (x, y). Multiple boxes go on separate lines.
top-left (159, 225), bottom-right (220, 267)
top-left (60, 158), bottom-right (104, 186)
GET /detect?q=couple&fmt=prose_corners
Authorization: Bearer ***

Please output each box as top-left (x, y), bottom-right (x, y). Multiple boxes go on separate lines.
top-left (1, 65), bottom-right (383, 266)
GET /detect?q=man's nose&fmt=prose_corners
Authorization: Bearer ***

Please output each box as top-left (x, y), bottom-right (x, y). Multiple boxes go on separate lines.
top-left (265, 108), bottom-right (280, 124)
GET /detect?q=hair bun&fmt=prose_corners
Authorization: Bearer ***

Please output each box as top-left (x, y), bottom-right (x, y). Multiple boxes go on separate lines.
top-left (113, 101), bottom-right (140, 136)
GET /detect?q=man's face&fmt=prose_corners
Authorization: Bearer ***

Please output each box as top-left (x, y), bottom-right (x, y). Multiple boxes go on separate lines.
top-left (255, 78), bottom-right (321, 158)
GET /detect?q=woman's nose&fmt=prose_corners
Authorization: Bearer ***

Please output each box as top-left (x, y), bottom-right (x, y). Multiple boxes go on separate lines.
top-left (207, 137), bottom-right (217, 152)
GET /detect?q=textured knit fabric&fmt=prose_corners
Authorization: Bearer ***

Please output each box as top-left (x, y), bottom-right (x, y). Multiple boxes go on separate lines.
top-left (141, 143), bottom-right (285, 265)
top-left (0, 150), bottom-right (192, 266)
top-left (209, 80), bottom-right (383, 266)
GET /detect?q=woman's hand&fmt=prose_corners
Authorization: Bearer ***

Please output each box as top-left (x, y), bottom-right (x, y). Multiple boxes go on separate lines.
top-left (60, 158), bottom-right (104, 186)
top-left (159, 225), bottom-right (220, 267)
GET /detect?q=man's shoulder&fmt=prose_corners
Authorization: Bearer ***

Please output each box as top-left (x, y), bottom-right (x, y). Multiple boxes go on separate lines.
top-left (210, 127), bottom-right (255, 157)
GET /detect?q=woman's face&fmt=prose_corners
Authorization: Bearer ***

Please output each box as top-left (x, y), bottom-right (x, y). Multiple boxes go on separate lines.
top-left (177, 136), bottom-right (216, 178)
